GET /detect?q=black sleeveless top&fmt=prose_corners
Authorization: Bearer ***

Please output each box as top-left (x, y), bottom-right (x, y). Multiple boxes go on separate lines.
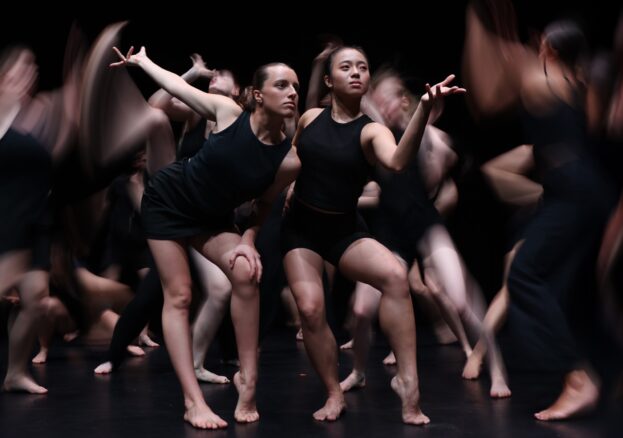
top-left (142, 112), bottom-right (291, 238)
top-left (0, 128), bottom-right (52, 252)
top-left (295, 107), bottom-right (374, 212)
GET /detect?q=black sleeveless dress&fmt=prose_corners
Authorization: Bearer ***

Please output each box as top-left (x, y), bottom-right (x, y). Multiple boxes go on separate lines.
top-left (141, 112), bottom-right (291, 239)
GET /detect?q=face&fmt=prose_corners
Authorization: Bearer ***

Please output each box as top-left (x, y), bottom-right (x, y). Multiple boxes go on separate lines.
top-left (255, 65), bottom-right (299, 117)
top-left (325, 48), bottom-right (370, 97)
top-left (372, 76), bottom-right (408, 128)
top-left (0, 48), bottom-right (38, 96)
top-left (208, 70), bottom-right (238, 97)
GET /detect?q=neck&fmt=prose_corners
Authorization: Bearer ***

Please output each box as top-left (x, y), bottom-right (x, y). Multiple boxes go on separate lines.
top-left (249, 109), bottom-right (284, 145)
top-left (331, 95), bottom-right (362, 122)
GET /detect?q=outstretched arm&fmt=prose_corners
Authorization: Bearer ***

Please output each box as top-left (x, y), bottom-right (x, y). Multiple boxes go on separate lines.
top-left (111, 46), bottom-right (240, 127)
top-left (147, 53), bottom-right (214, 121)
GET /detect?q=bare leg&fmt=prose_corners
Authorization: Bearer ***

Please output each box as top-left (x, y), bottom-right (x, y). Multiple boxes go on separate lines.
top-left (339, 239), bottom-right (429, 425)
top-left (192, 232), bottom-right (260, 423)
top-left (463, 242), bottom-right (519, 380)
top-left (340, 282), bottom-right (381, 392)
top-left (422, 226), bottom-right (510, 398)
top-left (408, 262), bottom-right (457, 345)
top-left (189, 248), bottom-right (231, 384)
top-left (32, 296), bottom-right (77, 364)
top-left (148, 239), bottom-right (227, 430)
top-left (3, 270), bottom-right (48, 394)
top-left (284, 248), bottom-right (345, 421)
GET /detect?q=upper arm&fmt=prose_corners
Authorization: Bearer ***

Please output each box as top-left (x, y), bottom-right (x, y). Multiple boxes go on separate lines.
top-left (258, 148), bottom-right (301, 206)
top-left (156, 98), bottom-right (197, 122)
top-left (362, 122), bottom-right (398, 169)
top-left (166, 77), bottom-right (241, 127)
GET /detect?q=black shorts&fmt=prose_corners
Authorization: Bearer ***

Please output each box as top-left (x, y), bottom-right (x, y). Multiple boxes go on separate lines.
top-left (280, 197), bottom-right (372, 266)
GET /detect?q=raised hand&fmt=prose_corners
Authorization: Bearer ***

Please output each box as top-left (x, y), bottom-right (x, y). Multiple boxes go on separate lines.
top-left (189, 53), bottom-right (215, 79)
top-left (109, 46), bottom-right (147, 68)
top-left (421, 74), bottom-right (466, 108)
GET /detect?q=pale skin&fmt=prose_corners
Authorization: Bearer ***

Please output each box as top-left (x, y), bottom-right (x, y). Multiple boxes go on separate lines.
top-left (340, 70), bottom-right (510, 398)
top-left (111, 46), bottom-right (300, 429)
top-left (148, 54), bottom-right (238, 384)
top-left (285, 47), bottom-right (464, 425)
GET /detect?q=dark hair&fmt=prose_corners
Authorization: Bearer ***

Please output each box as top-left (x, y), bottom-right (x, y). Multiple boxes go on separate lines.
top-left (238, 62), bottom-right (293, 112)
top-left (324, 46), bottom-right (369, 77)
top-left (543, 20), bottom-right (588, 70)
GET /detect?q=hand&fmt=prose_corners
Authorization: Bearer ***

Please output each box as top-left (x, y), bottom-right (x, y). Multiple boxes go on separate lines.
top-left (189, 53), bottom-right (215, 79)
top-left (229, 243), bottom-right (262, 282)
top-left (420, 74), bottom-right (466, 109)
top-left (314, 36), bottom-right (343, 62)
top-left (0, 50), bottom-right (38, 102)
top-left (109, 46), bottom-right (147, 68)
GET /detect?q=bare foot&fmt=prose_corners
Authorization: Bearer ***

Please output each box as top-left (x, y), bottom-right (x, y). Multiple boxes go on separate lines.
top-left (490, 374), bottom-right (512, 399)
top-left (534, 370), bottom-right (599, 421)
top-left (63, 330), bottom-right (79, 342)
top-left (94, 361), bottom-right (113, 375)
top-left (184, 402), bottom-right (228, 429)
top-left (340, 339), bottom-right (353, 350)
top-left (313, 394), bottom-right (346, 421)
top-left (383, 351), bottom-right (396, 366)
top-left (2, 374), bottom-right (48, 394)
top-left (296, 328), bottom-right (304, 341)
top-left (32, 348), bottom-right (48, 364)
top-left (195, 367), bottom-right (230, 384)
top-left (340, 371), bottom-right (366, 392)
top-left (139, 333), bottom-right (159, 348)
top-left (233, 371), bottom-right (259, 423)
top-left (462, 352), bottom-right (483, 380)
top-left (127, 345), bottom-right (145, 357)
top-left (391, 376), bottom-right (430, 425)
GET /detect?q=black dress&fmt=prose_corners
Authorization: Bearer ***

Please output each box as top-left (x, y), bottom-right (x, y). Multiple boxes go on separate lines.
top-left (142, 111), bottom-right (291, 240)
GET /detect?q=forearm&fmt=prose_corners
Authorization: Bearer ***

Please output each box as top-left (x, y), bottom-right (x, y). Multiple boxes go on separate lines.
top-left (391, 101), bottom-right (431, 170)
top-left (148, 67), bottom-right (202, 108)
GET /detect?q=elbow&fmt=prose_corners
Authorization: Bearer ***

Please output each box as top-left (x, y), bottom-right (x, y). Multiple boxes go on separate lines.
top-left (388, 162), bottom-right (406, 173)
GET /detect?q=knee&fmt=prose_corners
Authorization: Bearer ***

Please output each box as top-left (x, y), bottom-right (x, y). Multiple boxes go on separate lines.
top-left (230, 263), bottom-right (257, 299)
top-left (380, 264), bottom-right (409, 297)
top-left (352, 303), bottom-right (375, 321)
top-left (165, 284), bottom-right (193, 310)
top-left (408, 274), bottom-right (430, 297)
top-left (298, 300), bottom-right (325, 329)
top-left (148, 107), bottom-right (170, 129)
top-left (20, 283), bottom-right (49, 313)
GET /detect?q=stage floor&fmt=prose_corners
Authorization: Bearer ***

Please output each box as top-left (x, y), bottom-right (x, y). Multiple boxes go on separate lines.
top-left (1, 328), bottom-right (621, 437)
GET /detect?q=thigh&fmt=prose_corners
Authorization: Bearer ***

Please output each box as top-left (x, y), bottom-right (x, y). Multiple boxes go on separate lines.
top-left (147, 238), bottom-right (192, 291)
top-left (338, 238), bottom-right (406, 291)
top-left (283, 247), bottom-right (326, 306)
top-left (190, 231), bottom-right (247, 283)
top-left (0, 249), bottom-right (31, 295)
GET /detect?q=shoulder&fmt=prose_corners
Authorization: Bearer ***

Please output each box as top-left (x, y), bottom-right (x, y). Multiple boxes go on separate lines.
top-left (361, 121), bottom-right (393, 144)
top-left (298, 108), bottom-right (325, 130)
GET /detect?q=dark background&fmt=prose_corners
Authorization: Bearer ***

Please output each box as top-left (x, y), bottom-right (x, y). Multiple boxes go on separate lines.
top-left (1, 1), bottom-right (621, 296)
